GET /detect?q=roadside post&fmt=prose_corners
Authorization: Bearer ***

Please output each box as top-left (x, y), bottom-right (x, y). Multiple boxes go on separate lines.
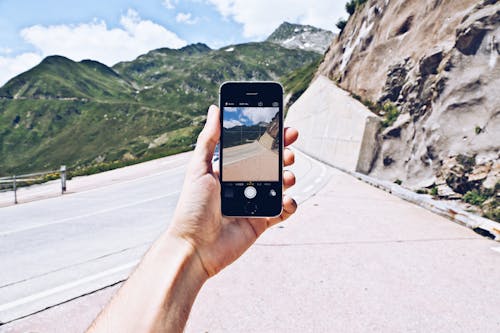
top-left (60, 165), bottom-right (67, 194)
top-left (13, 175), bottom-right (17, 204)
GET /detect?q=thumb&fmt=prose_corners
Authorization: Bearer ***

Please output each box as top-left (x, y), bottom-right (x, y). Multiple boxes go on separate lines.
top-left (193, 105), bottom-right (220, 170)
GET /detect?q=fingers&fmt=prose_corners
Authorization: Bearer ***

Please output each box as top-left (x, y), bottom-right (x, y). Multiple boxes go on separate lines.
top-left (284, 148), bottom-right (294, 166)
top-left (283, 170), bottom-right (295, 190)
top-left (284, 127), bottom-right (299, 147)
top-left (192, 105), bottom-right (220, 173)
top-left (267, 195), bottom-right (298, 228)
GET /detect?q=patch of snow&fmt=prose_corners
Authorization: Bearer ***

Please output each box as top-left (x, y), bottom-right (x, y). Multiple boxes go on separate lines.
top-left (488, 36), bottom-right (497, 69)
top-left (225, 47), bottom-right (234, 52)
top-left (340, 19), bottom-right (374, 72)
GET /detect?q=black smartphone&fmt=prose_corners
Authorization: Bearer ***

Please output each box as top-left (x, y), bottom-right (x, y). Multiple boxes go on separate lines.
top-left (219, 81), bottom-right (283, 217)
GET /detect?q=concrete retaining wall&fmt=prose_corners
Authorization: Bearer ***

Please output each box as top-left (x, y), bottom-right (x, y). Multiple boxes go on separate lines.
top-left (285, 75), bottom-right (380, 174)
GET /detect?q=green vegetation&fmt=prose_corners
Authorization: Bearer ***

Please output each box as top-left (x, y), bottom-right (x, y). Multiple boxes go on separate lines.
top-left (463, 190), bottom-right (488, 206)
top-left (381, 102), bottom-right (400, 128)
top-left (350, 93), bottom-right (400, 127)
top-left (475, 125), bottom-right (482, 135)
top-left (339, 0), bottom-right (368, 34)
top-left (345, 0), bottom-right (368, 15)
top-left (282, 58), bottom-right (322, 110)
top-left (394, 179), bottom-right (402, 185)
top-left (336, 19), bottom-right (348, 33)
top-left (463, 184), bottom-right (499, 222)
top-left (430, 186), bottom-right (438, 196)
top-left (0, 42), bottom-right (320, 176)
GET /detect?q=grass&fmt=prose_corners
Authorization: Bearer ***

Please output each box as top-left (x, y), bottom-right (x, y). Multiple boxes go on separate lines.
top-left (0, 41), bottom-right (320, 177)
top-left (350, 93), bottom-right (400, 127)
top-left (381, 103), bottom-right (400, 128)
top-left (430, 186), bottom-right (438, 196)
top-left (463, 190), bottom-right (488, 206)
top-left (282, 58), bottom-right (322, 110)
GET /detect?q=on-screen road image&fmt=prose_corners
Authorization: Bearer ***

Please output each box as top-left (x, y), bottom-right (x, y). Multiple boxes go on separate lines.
top-left (222, 106), bottom-right (279, 182)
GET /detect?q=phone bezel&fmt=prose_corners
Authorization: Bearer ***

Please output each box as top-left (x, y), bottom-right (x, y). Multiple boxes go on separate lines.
top-left (219, 81), bottom-right (284, 218)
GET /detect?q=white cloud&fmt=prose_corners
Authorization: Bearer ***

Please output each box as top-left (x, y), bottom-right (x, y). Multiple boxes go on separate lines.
top-left (223, 119), bottom-right (243, 128)
top-left (176, 12), bottom-right (198, 25)
top-left (206, 0), bottom-right (345, 38)
top-left (162, 0), bottom-right (176, 9)
top-left (0, 47), bottom-right (13, 54)
top-left (21, 9), bottom-right (186, 65)
top-left (0, 53), bottom-right (42, 86)
top-left (242, 107), bottom-right (277, 124)
top-left (0, 9), bottom-right (186, 86)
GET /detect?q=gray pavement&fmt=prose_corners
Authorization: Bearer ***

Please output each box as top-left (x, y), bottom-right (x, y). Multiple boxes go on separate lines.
top-left (0, 148), bottom-right (330, 331)
top-left (187, 166), bottom-right (500, 332)
top-left (1, 150), bottom-right (499, 332)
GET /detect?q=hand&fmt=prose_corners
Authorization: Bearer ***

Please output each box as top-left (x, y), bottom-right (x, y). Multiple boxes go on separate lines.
top-left (168, 105), bottom-right (298, 277)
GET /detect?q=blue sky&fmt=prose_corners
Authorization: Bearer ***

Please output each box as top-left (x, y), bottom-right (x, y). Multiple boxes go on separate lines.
top-left (223, 107), bottom-right (278, 128)
top-left (0, 0), bottom-right (347, 85)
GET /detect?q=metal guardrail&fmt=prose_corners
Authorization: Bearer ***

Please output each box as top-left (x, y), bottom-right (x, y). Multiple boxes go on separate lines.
top-left (0, 166), bottom-right (67, 204)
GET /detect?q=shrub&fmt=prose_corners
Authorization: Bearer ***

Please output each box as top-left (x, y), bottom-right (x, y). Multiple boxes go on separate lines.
top-left (430, 186), bottom-right (438, 196)
top-left (345, 1), bottom-right (356, 15)
top-left (381, 102), bottom-right (400, 127)
top-left (346, 0), bottom-right (368, 15)
top-left (336, 18), bottom-right (348, 32)
top-left (463, 190), bottom-right (488, 206)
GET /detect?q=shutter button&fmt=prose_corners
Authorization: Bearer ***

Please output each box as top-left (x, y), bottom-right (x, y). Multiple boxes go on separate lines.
top-left (244, 186), bottom-right (257, 199)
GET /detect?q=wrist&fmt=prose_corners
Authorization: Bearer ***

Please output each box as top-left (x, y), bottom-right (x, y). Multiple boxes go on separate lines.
top-left (159, 230), bottom-right (210, 283)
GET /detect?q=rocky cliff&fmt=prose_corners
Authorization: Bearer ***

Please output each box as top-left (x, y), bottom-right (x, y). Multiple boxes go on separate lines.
top-left (318, 0), bottom-right (499, 219)
top-left (267, 22), bottom-right (335, 54)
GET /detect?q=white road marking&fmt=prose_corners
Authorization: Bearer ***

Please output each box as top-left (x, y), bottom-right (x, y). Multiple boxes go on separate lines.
top-left (0, 191), bottom-right (179, 237)
top-left (70, 164), bottom-right (185, 196)
top-left (0, 260), bottom-right (139, 313)
top-left (303, 185), bottom-right (314, 193)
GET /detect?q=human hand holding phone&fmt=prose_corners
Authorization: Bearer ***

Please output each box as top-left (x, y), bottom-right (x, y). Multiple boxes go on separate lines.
top-left (169, 105), bottom-right (298, 277)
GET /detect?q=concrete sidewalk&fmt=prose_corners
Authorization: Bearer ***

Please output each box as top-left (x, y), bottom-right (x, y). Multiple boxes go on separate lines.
top-left (3, 167), bottom-right (499, 332)
top-left (186, 168), bottom-right (500, 332)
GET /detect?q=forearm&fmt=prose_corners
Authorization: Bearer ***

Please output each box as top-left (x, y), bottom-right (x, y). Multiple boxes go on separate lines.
top-left (87, 232), bottom-right (208, 333)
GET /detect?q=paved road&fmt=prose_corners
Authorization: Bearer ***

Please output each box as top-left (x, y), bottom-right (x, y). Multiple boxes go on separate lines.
top-left (222, 141), bottom-right (279, 181)
top-left (2, 150), bottom-right (499, 332)
top-left (0, 148), bottom-right (330, 326)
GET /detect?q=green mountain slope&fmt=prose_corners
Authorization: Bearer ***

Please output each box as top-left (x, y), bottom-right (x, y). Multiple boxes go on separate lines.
top-left (0, 38), bottom-right (320, 176)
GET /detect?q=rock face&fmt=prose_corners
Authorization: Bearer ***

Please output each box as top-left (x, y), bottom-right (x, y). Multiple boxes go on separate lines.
top-left (266, 22), bottom-right (335, 54)
top-left (318, 0), bottom-right (499, 200)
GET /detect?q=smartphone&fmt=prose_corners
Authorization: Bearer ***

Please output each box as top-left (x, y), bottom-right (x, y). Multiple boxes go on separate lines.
top-left (219, 81), bottom-right (283, 217)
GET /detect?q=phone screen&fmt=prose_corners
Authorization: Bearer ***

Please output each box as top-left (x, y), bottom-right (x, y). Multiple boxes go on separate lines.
top-left (219, 82), bottom-right (283, 217)
top-left (222, 106), bottom-right (280, 182)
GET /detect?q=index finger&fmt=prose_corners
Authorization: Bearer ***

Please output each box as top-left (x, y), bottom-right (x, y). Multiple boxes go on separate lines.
top-left (284, 127), bottom-right (298, 147)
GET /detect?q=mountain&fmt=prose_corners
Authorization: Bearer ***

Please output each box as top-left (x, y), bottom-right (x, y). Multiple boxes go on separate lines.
top-left (266, 22), bottom-right (335, 54)
top-left (317, 0), bottom-right (499, 219)
top-left (0, 26), bottom-right (321, 176)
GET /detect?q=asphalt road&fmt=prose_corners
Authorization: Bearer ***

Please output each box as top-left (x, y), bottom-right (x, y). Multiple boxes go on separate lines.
top-left (1, 150), bottom-right (499, 332)
top-left (222, 141), bottom-right (279, 181)
top-left (0, 148), bottom-right (330, 324)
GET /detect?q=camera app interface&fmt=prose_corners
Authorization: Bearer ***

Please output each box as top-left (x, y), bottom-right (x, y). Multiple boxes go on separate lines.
top-left (222, 107), bottom-right (280, 182)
